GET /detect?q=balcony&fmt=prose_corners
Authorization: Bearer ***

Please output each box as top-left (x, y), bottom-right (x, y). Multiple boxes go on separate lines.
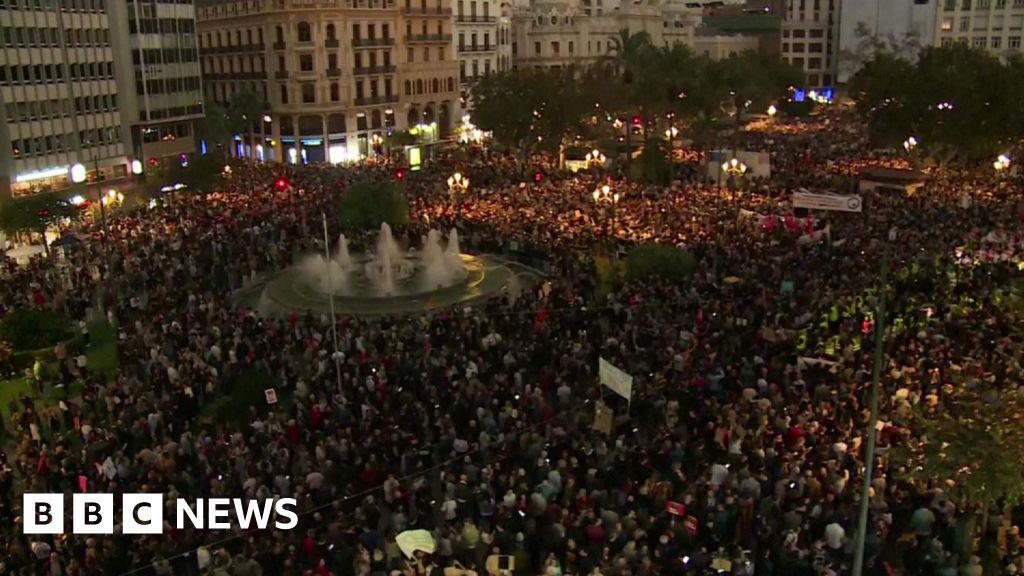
top-left (352, 37), bottom-right (395, 47)
top-left (459, 44), bottom-right (495, 53)
top-left (325, 38), bottom-right (340, 48)
top-left (407, 33), bottom-right (453, 43)
top-left (455, 15), bottom-right (496, 23)
top-left (354, 94), bottom-right (399, 106)
top-left (327, 68), bottom-right (342, 77)
top-left (273, 41), bottom-right (287, 50)
top-left (402, 6), bottom-right (452, 15)
top-left (207, 72), bottom-right (268, 81)
top-left (354, 65), bottom-right (397, 75)
top-left (275, 70), bottom-right (289, 79)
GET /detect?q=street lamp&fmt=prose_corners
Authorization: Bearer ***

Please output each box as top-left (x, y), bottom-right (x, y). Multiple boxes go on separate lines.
top-left (767, 104), bottom-right (777, 119)
top-left (903, 136), bottom-right (918, 153)
top-left (370, 134), bottom-right (384, 156)
top-left (994, 153), bottom-right (1011, 173)
top-left (585, 148), bottom-right (606, 168)
top-left (448, 171), bottom-right (469, 219)
top-left (130, 160), bottom-right (143, 175)
top-left (664, 126), bottom-right (679, 140)
top-left (721, 158), bottom-right (748, 177)
top-left (592, 184), bottom-right (621, 251)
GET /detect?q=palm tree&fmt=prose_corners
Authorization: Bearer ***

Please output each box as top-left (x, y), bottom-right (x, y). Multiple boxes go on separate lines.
top-left (605, 28), bottom-right (653, 85)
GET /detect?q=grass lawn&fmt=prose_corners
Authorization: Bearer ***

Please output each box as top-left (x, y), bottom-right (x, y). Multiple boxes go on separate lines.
top-left (0, 321), bottom-right (118, 423)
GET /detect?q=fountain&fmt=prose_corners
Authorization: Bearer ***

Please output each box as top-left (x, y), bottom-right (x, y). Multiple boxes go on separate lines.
top-left (336, 234), bottom-right (352, 270)
top-left (243, 224), bottom-right (537, 317)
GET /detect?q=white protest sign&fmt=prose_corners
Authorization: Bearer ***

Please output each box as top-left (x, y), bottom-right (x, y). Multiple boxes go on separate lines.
top-left (396, 529), bottom-right (436, 559)
top-left (264, 388), bottom-right (278, 405)
top-left (599, 358), bottom-right (633, 403)
top-left (792, 192), bottom-right (863, 213)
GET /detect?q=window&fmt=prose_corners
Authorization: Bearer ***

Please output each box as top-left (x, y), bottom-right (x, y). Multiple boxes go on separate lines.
top-left (945, 0), bottom-right (956, 8)
top-left (298, 22), bottom-right (311, 42)
top-left (423, 47), bottom-right (430, 62)
top-left (992, 36), bottom-right (1002, 47)
top-left (792, 42), bottom-right (805, 52)
top-left (942, 18), bottom-right (954, 30)
top-left (941, 37), bottom-right (955, 46)
top-left (300, 54), bottom-right (313, 71)
top-left (327, 23), bottom-right (336, 40)
top-left (551, 41), bottom-right (559, 54)
top-left (978, 0), bottom-right (990, 7)
top-left (568, 40), bottom-right (573, 54)
top-left (1011, 36), bottom-right (1022, 48)
top-left (405, 80), bottom-right (412, 94)
top-left (438, 47), bottom-right (444, 60)
top-left (408, 47), bottom-right (414, 62)
top-left (329, 53), bottom-right (338, 69)
top-left (302, 83), bottom-right (315, 103)
top-left (280, 84), bottom-right (289, 103)
top-left (276, 25), bottom-right (284, 43)
top-left (997, 0), bottom-right (1006, 6)
top-left (459, 33), bottom-right (465, 49)
top-left (330, 82), bottom-right (339, 101)
top-left (534, 41), bottom-right (541, 55)
top-left (973, 36), bottom-right (987, 46)
top-left (961, 16), bottom-right (970, 30)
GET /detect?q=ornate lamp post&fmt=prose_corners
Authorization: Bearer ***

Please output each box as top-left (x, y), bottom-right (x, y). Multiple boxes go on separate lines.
top-left (447, 172), bottom-right (469, 220)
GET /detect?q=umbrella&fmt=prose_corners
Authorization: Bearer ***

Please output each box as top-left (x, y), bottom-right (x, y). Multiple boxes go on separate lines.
top-left (396, 529), bottom-right (436, 559)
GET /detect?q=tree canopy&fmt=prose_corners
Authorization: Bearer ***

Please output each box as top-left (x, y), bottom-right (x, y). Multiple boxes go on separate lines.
top-left (471, 43), bottom-right (801, 159)
top-left (850, 44), bottom-right (1024, 162)
top-left (196, 90), bottom-right (266, 152)
top-left (0, 193), bottom-right (77, 236)
top-left (901, 389), bottom-right (1024, 512)
top-left (337, 179), bottom-right (410, 230)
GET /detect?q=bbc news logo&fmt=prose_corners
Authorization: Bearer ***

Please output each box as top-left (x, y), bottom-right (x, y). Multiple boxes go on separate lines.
top-left (23, 494), bottom-right (298, 535)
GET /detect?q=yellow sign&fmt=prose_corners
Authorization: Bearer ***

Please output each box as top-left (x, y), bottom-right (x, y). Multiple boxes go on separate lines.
top-left (408, 146), bottom-right (422, 171)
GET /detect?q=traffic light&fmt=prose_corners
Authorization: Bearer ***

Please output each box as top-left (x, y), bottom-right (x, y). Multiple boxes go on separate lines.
top-left (395, 169), bottom-right (406, 182)
top-left (38, 209), bottom-right (50, 220)
top-left (631, 116), bottom-right (641, 126)
top-left (274, 177), bottom-right (289, 191)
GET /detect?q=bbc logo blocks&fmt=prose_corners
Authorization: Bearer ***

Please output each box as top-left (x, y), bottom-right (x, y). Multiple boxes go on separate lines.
top-left (23, 493), bottom-right (163, 535)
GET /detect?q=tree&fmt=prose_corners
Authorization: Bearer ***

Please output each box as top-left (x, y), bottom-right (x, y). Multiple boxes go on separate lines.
top-left (838, 21), bottom-right (923, 81)
top-left (0, 309), bottom-right (69, 351)
top-left (471, 68), bottom-right (587, 162)
top-left (337, 179), bottom-right (410, 230)
top-left (0, 194), bottom-right (77, 256)
top-left (631, 139), bottom-right (673, 186)
top-left (196, 90), bottom-right (265, 153)
top-left (605, 28), bottom-right (654, 86)
top-left (850, 44), bottom-right (1016, 162)
top-left (166, 152), bottom-right (226, 193)
top-left (625, 244), bottom-right (697, 282)
top-left (899, 389), bottom-right (1024, 553)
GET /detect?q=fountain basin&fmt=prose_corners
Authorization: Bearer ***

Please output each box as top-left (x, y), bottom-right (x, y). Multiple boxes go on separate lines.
top-left (239, 254), bottom-right (538, 317)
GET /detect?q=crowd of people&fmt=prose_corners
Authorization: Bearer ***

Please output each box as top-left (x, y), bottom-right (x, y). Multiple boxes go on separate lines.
top-left (0, 109), bottom-right (1022, 576)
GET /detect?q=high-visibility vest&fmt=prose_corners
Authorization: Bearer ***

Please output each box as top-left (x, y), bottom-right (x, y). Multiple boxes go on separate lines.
top-left (830, 306), bottom-right (839, 322)
top-left (797, 331), bottom-right (808, 351)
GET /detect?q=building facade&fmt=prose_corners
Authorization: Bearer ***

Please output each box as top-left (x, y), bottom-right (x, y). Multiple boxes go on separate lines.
top-left (508, 0), bottom-right (758, 71)
top-left (779, 0), bottom-right (840, 89)
top-left (837, 0), bottom-right (935, 82)
top-left (197, 0), bottom-right (460, 165)
top-left (934, 0), bottom-right (1024, 57)
top-left (0, 0), bottom-right (129, 200)
top-left (108, 0), bottom-right (204, 173)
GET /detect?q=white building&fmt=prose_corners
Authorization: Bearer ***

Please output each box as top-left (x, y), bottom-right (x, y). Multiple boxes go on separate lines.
top-left (837, 0), bottom-right (936, 82)
top-left (934, 0), bottom-right (1024, 57)
top-left (509, 0), bottom-right (757, 71)
top-left (780, 0), bottom-right (840, 89)
top-left (0, 0), bottom-right (130, 200)
top-left (108, 0), bottom-right (204, 173)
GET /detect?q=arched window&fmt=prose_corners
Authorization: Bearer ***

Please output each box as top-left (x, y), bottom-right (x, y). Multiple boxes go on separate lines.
top-left (297, 22), bottom-right (311, 42)
top-left (326, 23), bottom-right (336, 40)
top-left (275, 25), bottom-right (284, 44)
top-left (446, 77), bottom-right (454, 91)
top-left (404, 80), bottom-right (412, 95)
top-left (432, 78), bottom-right (440, 93)
top-left (416, 79), bottom-right (424, 94)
